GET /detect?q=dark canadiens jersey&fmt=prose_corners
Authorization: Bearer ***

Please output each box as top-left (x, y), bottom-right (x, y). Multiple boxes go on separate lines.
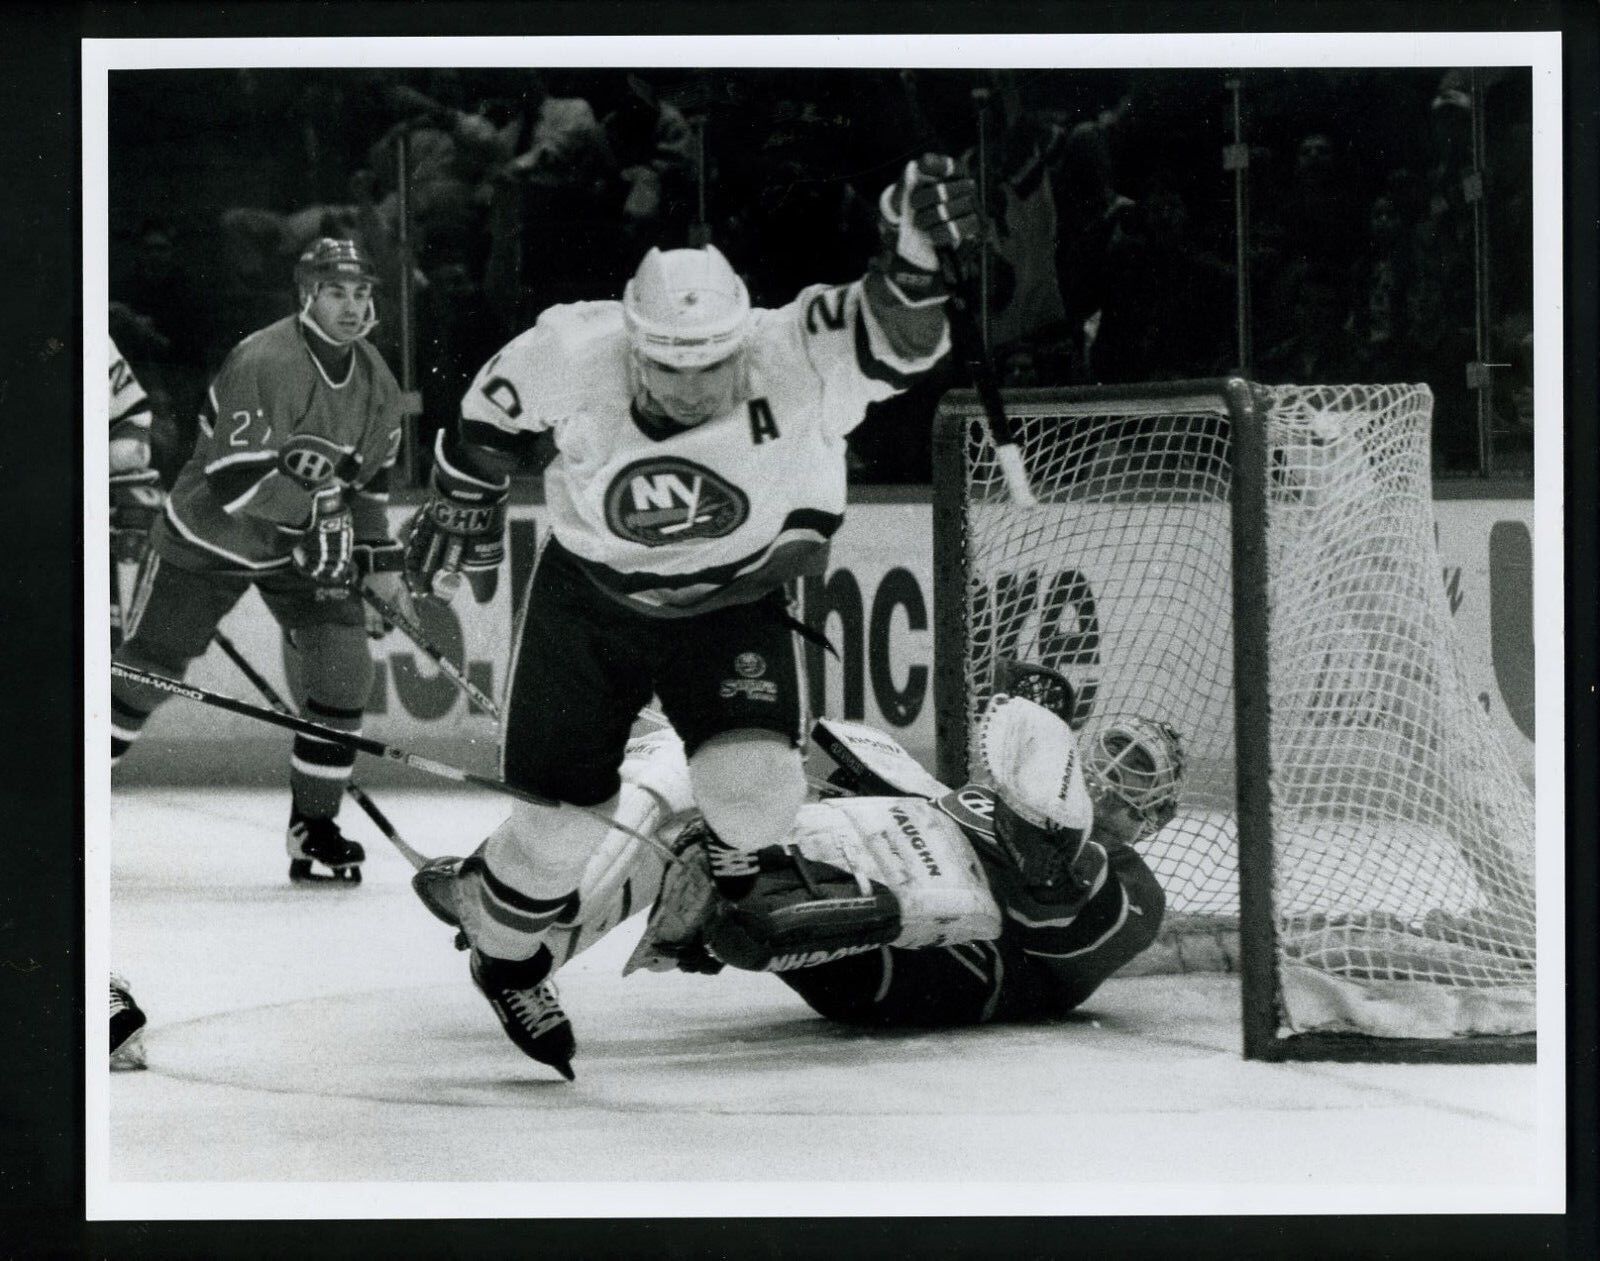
top-left (157, 316), bottom-right (403, 572)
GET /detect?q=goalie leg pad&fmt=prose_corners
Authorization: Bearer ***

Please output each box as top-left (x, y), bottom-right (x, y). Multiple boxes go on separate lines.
top-left (703, 848), bottom-right (902, 973)
top-left (790, 798), bottom-right (1003, 951)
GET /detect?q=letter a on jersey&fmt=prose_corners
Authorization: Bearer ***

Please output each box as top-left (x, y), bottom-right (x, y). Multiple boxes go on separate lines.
top-left (747, 398), bottom-right (779, 444)
top-left (604, 457), bottom-right (750, 546)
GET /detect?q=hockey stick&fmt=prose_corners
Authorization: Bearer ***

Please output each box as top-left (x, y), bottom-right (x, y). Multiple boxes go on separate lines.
top-left (211, 630), bottom-right (433, 872)
top-left (111, 661), bottom-right (683, 865)
top-left (360, 587), bottom-right (502, 721)
top-left (897, 70), bottom-right (1037, 507)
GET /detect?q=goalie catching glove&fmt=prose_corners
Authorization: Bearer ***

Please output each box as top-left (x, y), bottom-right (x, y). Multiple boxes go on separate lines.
top-left (976, 692), bottom-right (1109, 922)
top-left (403, 430), bottom-right (508, 603)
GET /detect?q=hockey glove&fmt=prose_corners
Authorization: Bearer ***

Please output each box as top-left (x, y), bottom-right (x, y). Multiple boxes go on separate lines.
top-left (981, 797), bottom-right (1109, 926)
top-left (873, 154), bottom-right (980, 306)
top-left (403, 430), bottom-right (509, 604)
top-left (110, 468), bottom-right (165, 563)
top-left (291, 488), bottom-right (356, 589)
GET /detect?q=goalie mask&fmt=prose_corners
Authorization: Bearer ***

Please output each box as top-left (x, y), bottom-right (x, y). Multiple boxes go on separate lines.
top-left (1082, 717), bottom-right (1186, 837)
top-left (295, 237), bottom-right (379, 343)
top-left (623, 244), bottom-right (752, 425)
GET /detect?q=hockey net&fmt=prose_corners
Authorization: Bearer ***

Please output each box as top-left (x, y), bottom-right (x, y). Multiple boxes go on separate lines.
top-left (932, 382), bottom-right (1535, 1055)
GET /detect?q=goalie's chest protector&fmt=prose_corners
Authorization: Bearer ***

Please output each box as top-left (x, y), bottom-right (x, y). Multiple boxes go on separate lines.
top-left (540, 311), bottom-right (849, 614)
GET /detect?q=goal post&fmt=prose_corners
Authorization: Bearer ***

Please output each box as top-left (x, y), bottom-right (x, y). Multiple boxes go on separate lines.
top-left (932, 380), bottom-right (1536, 1062)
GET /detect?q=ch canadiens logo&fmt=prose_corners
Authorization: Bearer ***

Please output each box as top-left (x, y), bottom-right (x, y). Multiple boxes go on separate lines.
top-left (935, 786), bottom-right (996, 838)
top-left (605, 458), bottom-right (749, 547)
top-left (277, 434), bottom-right (350, 488)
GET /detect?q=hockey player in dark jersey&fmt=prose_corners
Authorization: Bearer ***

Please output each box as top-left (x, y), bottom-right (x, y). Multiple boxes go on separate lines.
top-left (110, 239), bottom-right (410, 884)
top-left (402, 155), bottom-right (980, 1071)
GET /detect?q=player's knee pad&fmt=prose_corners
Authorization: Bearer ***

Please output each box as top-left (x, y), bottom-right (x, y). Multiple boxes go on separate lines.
top-left (293, 622), bottom-right (374, 711)
top-left (688, 730), bottom-right (806, 854)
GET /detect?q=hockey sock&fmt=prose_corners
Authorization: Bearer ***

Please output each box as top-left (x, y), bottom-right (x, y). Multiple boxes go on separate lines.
top-left (456, 852), bottom-right (580, 960)
top-left (109, 694), bottom-right (153, 766)
top-left (288, 697), bottom-right (362, 817)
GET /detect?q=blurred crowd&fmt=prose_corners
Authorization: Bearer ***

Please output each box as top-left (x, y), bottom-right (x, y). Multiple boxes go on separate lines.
top-left (108, 66), bottom-right (1534, 487)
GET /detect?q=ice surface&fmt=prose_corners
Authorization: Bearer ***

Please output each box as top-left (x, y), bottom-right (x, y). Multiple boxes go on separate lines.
top-left (101, 789), bottom-right (1552, 1216)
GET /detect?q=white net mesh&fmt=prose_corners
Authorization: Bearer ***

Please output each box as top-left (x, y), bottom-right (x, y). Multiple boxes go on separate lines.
top-left (942, 383), bottom-right (1534, 1038)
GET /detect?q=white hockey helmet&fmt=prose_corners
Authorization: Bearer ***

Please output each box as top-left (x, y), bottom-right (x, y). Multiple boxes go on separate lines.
top-left (623, 244), bottom-right (751, 368)
top-left (623, 245), bottom-right (752, 425)
top-left (1082, 717), bottom-right (1186, 833)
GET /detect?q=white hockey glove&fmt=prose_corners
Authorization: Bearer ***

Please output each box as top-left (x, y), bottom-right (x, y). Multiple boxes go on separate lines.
top-left (109, 468), bottom-right (164, 563)
top-left (873, 153), bottom-right (980, 305)
top-left (623, 822), bottom-right (725, 976)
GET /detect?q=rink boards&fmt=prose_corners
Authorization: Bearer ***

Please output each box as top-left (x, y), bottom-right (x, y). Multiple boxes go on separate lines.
top-left (105, 490), bottom-right (1534, 788)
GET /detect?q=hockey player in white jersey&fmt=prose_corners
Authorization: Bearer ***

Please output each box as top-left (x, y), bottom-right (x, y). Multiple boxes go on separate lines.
top-left (108, 338), bottom-right (163, 648)
top-left (108, 340), bottom-right (160, 1068)
top-left (403, 155), bottom-right (978, 1074)
top-left (413, 663), bottom-right (1182, 1072)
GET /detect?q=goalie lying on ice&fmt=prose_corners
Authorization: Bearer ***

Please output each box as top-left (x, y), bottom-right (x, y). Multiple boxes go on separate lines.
top-left (626, 690), bottom-right (1180, 1027)
top-left (415, 671), bottom-right (1182, 1050)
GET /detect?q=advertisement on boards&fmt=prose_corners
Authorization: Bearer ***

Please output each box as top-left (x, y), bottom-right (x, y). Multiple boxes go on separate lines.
top-left (113, 494), bottom-right (1534, 787)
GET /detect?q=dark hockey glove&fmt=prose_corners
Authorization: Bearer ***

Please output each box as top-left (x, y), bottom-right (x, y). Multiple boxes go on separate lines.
top-left (873, 153), bottom-right (980, 305)
top-left (109, 468), bottom-right (164, 562)
top-left (403, 431), bottom-right (509, 604)
top-left (981, 797), bottom-right (1108, 924)
top-left (291, 489), bottom-right (356, 589)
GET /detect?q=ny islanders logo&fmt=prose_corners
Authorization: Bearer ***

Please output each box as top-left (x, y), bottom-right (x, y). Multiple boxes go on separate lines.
top-left (605, 458), bottom-right (749, 547)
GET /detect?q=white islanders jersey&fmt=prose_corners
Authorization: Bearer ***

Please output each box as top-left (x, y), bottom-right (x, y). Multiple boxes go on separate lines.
top-left (461, 279), bottom-right (946, 615)
top-left (109, 337), bottom-right (153, 475)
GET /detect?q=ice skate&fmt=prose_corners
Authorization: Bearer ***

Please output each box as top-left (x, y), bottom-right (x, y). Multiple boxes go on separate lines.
top-left (469, 948), bottom-right (576, 1080)
top-left (286, 810), bottom-right (364, 884)
top-left (110, 974), bottom-right (148, 1071)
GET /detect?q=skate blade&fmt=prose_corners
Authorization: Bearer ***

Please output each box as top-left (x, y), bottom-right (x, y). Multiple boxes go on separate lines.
top-left (110, 1030), bottom-right (147, 1071)
top-left (288, 859), bottom-right (362, 885)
